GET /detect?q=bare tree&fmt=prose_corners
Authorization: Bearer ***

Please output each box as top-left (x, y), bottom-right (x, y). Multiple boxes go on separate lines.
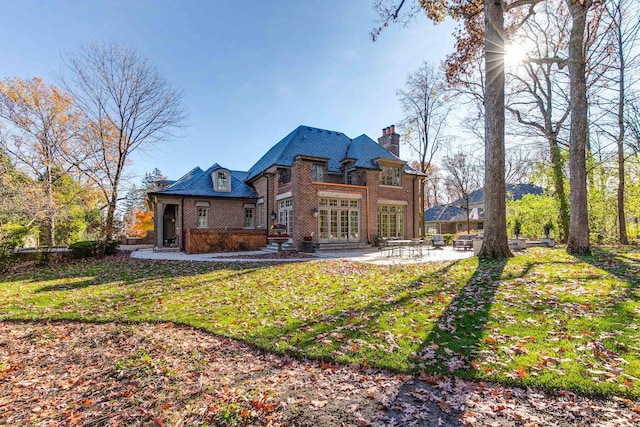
top-left (603, 0), bottom-right (640, 244)
top-left (62, 43), bottom-right (186, 243)
top-left (397, 61), bottom-right (451, 236)
top-left (505, 148), bottom-right (535, 184)
top-left (442, 152), bottom-right (482, 234)
top-left (505, 0), bottom-right (572, 242)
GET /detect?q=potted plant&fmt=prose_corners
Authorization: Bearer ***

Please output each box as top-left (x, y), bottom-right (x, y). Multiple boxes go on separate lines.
top-left (542, 221), bottom-right (555, 247)
top-left (513, 218), bottom-right (522, 239)
top-left (301, 234), bottom-right (314, 253)
top-left (269, 224), bottom-right (288, 237)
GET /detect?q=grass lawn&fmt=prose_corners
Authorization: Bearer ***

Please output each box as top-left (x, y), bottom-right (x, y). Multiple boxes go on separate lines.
top-left (1, 246), bottom-right (639, 399)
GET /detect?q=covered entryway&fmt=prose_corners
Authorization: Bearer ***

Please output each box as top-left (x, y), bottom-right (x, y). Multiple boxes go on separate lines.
top-left (162, 204), bottom-right (178, 247)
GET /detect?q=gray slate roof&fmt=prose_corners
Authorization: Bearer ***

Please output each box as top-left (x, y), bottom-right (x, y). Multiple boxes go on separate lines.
top-left (452, 183), bottom-right (544, 206)
top-left (246, 125), bottom-right (406, 181)
top-left (424, 205), bottom-right (467, 222)
top-left (428, 183), bottom-right (543, 222)
top-left (153, 164), bottom-right (257, 198)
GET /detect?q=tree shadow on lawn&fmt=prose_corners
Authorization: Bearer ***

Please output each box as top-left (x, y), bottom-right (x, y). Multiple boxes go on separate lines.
top-left (572, 246), bottom-right (640, 333)
top-left (416, 258), bottom-right (508, 376)
top-left (24, 258), bottom-right (272, 293)
top-left (376, 258), bottom-right (508, 426)
top-left (570, 247), bottom-right (640, 321)
top-left (579, 247), bottom-right (640, 288)
top-left (243, 259), bottom-right (470, 354)
top-left (243, 258), bottom-right (511, 380)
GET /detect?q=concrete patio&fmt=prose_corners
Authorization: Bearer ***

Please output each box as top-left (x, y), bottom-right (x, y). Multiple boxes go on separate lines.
top-left (127, 246), bottom-right (474, 265)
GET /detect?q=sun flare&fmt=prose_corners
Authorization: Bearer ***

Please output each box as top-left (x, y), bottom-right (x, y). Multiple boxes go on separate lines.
top-left (504, 43), bottom-right (528, 66)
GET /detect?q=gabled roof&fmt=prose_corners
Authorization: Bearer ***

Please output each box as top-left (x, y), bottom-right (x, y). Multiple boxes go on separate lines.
top-left (245, 125), bottom-right (406, 181)
top-left (452, 183), bottom-right (544, 206)
top-left (424, 205), bottom-right (485, 222)
top-left (153, 163), bottom-right (257, 198)
top-left (424, 205), bottom-right (467, 222)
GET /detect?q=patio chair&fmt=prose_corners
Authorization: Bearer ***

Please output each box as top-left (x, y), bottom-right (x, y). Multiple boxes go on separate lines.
top-left (453, 234), bottom-right (476, 250)
top-left (431, 234), bottom-right (446, 249)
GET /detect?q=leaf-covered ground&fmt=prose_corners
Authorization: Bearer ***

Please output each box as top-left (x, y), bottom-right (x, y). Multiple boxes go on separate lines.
top-left (1, 321), bottom-right (639, 426)
top-left (0, 247), bottom-right (639, 424)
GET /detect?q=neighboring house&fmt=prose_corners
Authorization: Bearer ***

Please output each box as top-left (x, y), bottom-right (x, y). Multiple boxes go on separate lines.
top-left (149, 124), bottom-right (424, 253)
top-left (424, 183), bottom-right (543, 234)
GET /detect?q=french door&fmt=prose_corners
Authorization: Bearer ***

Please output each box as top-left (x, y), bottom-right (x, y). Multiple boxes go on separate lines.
top-left (278, 198), bottom-right (293, 236)
top-left (318, 198), bottom-right (359, 242)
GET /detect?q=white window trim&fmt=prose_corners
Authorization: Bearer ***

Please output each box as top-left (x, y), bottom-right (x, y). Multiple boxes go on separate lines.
top-left (213, 169), bottom-right (231, 192)
top-left (244, 207), bottom-right (255, 229)
top-left (317, 191), bottom-right (362, 200)
top-left (197, 207), bottom-right (208, 228)
top-left (276, 191), bottom-right (292, 201)
top-left (378, 199), bottom-right (408, 205)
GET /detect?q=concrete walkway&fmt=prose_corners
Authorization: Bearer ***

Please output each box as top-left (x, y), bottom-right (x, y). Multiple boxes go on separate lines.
top-left (128, 246), bottom-right (474, 264)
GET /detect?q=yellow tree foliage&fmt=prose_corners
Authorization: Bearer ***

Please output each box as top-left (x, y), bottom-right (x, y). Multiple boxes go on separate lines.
top-left (127, 210), bottom-right (154, 238)
top-left (0, 77), bottom-right (84, 245)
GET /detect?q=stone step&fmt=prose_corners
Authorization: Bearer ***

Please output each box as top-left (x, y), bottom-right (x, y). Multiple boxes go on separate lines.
top-left (155, 247), bottom-right (182, 252)
top-left (315, 242), bottom-right (372, 251)
top-left (261, 242), bottom-right (297, 253)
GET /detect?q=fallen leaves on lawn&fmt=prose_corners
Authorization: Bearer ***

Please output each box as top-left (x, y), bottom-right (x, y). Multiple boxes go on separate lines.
top-left (0, 321), bottom-right (638, 426)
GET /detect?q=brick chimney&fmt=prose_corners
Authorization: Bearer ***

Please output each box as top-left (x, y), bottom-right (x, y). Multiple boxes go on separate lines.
top-left (377, 124), bottom-right (400, 157)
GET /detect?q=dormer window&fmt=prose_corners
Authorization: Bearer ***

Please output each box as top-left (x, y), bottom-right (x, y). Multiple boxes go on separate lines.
top-left (379, 165), bottom-right (401, 187)
top-left (215, 170), bottom-right (230, 192)
top-left (311, 164), bottom-right (324, 182)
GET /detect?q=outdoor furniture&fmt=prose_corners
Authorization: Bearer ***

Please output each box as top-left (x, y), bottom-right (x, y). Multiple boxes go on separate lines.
top-left (453, 234), bottom-right (476, 250)
top-left (379, 239), bottom-right (424, 258)
top-left (431, 234), bottom-right (446, 249)
top-left (409, 239), bottom-right (429, 257)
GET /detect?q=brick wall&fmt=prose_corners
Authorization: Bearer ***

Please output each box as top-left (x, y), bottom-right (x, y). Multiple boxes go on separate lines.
top-left (186, 228), bottom-right (267, 254)
top-left (376, 173), bottom-right (420, 239)
top-left (182, 197), bottom-right (255, 229)
top-left (250, 161), bottom-right (421, 247)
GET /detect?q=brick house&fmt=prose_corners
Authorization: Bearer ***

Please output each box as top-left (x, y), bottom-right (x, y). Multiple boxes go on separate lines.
top-left (424, 183), bottom-right (543, 235)
top-left (149, 124), bottom-right (424, 253)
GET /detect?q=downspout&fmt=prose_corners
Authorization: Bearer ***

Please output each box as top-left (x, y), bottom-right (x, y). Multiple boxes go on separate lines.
top-left (181, 196), bottom-right (185, 252)
top-left (412, 177), bottom-right (416, 238)
top-left (366, 186), bottom-right (370, 244)
top-left (265, 173), bottom-right (270, 238)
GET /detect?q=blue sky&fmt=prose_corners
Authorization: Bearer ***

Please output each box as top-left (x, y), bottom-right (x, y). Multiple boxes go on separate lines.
top-left (1, 0), bottom-right (456, 182)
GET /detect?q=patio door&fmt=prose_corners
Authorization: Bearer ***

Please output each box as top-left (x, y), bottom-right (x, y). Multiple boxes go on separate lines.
top-left (278, 198), bottom-right (293, 236)
top-left (318, 198), bottom-right (359, 243)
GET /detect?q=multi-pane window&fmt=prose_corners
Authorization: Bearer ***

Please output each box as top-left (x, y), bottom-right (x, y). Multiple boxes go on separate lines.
top-left (379, 166), bottom-right (401, 187)
top-left (278, 198), bottom-right (293, 235)
top-left (197, 207), bottom-right (208, 228)
top-left (377, 205), bottom-right (404, 238)
top-left (244, 208), bottom-right (254, 228)
top-left (217, 171), bottom-right (229, 191)
top-left (318, 198), bottom-right (359, 241)
top-left (311, 164), bottom-right (324, 182)
top-left (257, 203), bottom-right (264, 227)
top-left (278, 168), bottom-right (291, 186)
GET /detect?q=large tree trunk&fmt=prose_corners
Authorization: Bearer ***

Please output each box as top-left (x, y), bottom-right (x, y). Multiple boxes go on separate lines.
top-left (549, 140), bottom-right (570, 243)
top-left (478, 0), bottom-right (512, 259)
top-left (566, 0), bottom-right (591, 255)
